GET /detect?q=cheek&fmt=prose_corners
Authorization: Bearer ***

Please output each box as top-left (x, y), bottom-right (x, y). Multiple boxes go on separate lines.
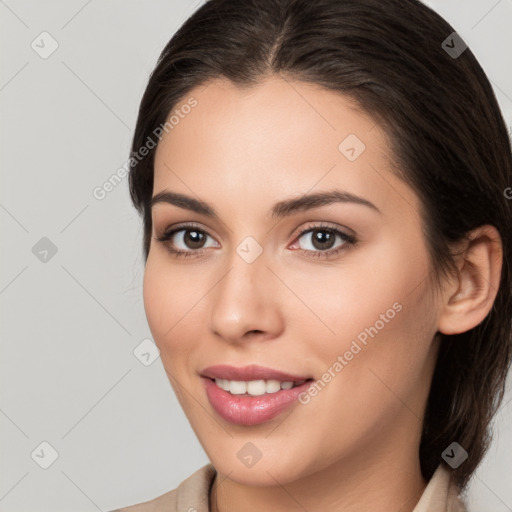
top-left (142, 257), bottom-right (198, 366)
top-left (143, 258), bottom-right (204, 408)
top-left (289, 236), bottom-right (437, 411)
top-left (287, 235), bottom-right (433, 352)
top-left (143, 260), bottom-right (171, 343)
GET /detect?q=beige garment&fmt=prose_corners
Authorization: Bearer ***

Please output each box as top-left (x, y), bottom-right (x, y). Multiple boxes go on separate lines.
top-left (112, 463), bottom-right (468, 512)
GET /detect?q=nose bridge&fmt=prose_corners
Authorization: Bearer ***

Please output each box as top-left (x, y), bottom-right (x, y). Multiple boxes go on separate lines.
top-left (208, 238), bottom-right (283, 342)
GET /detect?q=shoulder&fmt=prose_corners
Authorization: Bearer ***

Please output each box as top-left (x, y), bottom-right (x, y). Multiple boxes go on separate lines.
top-left (110, 463), bottom-right (216, 512)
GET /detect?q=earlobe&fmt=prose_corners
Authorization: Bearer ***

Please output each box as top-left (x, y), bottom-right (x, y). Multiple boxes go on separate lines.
top-left (437, 225), bottom-right (503, 335)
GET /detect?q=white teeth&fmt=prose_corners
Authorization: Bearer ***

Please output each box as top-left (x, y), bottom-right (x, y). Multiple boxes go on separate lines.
top-left (229, 381), bottom-right (247, 395)
top-left (265, 380), bottom-right (281, 393)
top-left (247, 380), bottom-right (266, 396)
top-left (214, 378), bottom-right (305, 395)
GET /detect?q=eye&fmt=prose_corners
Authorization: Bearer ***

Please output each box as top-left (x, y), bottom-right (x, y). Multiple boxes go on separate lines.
top-left (290, 222), bottom-right (357, 259)
top-left (155, 221), bottom-right (357, 260)
top-left (154, 222), bottom-right (218, 258)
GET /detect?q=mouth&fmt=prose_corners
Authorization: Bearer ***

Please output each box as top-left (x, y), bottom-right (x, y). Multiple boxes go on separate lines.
top-left (200, 365), bottom-right (314, 426)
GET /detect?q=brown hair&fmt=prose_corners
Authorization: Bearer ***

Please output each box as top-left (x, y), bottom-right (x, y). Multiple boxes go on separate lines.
top-left (128, 0), bottom-right (512, 491)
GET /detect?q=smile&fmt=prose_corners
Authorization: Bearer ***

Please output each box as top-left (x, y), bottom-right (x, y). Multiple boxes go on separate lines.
top-left (200, 365), bottom-right (314, 426)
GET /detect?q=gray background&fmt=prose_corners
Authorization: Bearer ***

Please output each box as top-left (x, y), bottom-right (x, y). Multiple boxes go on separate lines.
top-left (1, 1), bottom-right (511, 511)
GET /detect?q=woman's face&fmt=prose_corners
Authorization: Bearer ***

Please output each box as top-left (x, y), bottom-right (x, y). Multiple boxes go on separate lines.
top-left (144, 76), bottom-right (443, 485)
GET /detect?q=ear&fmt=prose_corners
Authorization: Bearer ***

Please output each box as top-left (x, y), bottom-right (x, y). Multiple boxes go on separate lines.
top-left (437, 225), bottom-right (503, 335)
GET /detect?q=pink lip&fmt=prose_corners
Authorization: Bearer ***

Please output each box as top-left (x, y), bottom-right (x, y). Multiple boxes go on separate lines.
top-left (201, 364), bottom-right (311, 381)
top-left (200, 365), bottom-right (313, 426)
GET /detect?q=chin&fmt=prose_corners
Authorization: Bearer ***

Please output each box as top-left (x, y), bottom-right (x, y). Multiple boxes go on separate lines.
top-left (205, 442), bottom-right (315, 486)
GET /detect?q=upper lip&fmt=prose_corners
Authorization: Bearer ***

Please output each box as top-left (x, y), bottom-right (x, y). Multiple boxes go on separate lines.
top-left (201, 364), bottom-right (312, 382)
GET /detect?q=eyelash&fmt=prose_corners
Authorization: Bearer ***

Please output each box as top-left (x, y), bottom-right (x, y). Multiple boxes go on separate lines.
top-left (154, 221), bottom-right (357, 260)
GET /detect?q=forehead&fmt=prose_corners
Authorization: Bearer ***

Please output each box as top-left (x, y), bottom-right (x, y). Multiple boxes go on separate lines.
top-left (152, 76), bottom-right (420, 219)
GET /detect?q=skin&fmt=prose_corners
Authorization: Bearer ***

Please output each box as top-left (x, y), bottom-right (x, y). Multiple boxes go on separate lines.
top-left (143, 76), bottom-right (502, 512)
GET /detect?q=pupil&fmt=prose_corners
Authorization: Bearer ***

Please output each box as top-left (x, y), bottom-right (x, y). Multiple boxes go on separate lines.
top-left (313, 230), bottom-right (334, 250)
top-left (185, 230), bottom-right (204, 249)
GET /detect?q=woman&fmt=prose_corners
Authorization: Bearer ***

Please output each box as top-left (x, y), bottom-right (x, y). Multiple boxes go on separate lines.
top-left (113, 0), bottom-right (512, 510)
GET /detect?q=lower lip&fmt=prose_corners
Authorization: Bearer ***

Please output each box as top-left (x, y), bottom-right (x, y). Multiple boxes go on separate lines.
top-left (202, 377), bottom-right (313, 426)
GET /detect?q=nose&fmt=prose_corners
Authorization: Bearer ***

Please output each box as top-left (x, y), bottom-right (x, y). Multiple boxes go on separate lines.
top-left (208, 249), bottom-right (284, 345)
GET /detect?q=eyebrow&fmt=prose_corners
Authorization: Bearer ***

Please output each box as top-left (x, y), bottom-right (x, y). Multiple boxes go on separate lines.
top-left (150, 189), bottom-right (381, 219)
